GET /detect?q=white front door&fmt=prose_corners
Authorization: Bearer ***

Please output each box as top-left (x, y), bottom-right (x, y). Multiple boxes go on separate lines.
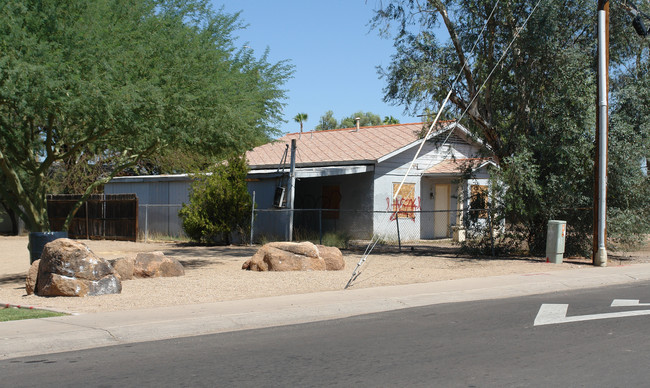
top-left (434, 184), bottom-right (450, 238)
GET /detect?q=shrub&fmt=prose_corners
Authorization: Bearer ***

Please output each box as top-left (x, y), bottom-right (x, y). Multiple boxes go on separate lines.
top-left (179, 155), bottom-right (252, 244)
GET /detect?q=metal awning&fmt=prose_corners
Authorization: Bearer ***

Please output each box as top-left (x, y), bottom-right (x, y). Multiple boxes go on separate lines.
top-left (248, 164), bottom-right (374, 179)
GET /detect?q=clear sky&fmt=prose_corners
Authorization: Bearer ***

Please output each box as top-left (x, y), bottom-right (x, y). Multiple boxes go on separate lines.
top-left (214, 0), bottom-right (420, 134)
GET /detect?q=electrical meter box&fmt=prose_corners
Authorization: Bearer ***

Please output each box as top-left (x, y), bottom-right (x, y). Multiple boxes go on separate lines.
top-left (545, 220), bottom-right (566, 264)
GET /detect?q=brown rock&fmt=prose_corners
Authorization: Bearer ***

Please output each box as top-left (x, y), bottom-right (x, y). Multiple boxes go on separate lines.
top-left (243, 242), bottom-right (344, 272)
top-left (38, 273), bottom-right (90, 297)
top-left (265, 242), bottom-right (320, 258)
top-left (133, 252), bottom-right (184, 278)
top-left (26, 259), bottom-right (40, 295)
top-left (109, 256), bottom-right (136, 281)
top-left (35, 238), bottom-right (121, 297)
top-left (317, 245), bottom-right (345, 271)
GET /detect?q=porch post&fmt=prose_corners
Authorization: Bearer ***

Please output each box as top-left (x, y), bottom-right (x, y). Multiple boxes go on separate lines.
top-left (453, 183), bottom-right (466, 242)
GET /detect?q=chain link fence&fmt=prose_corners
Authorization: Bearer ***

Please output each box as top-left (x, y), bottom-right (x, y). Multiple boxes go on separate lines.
top-left (250, 208), bottom-right (501, 248)
top-left (135, 203), bottom-right (601, 257)
top-left (139, 204), bottom-right (184, 242)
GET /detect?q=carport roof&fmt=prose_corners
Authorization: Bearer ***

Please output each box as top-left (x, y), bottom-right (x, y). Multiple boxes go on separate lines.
top-left (246, 121), bottom-right (470, 169)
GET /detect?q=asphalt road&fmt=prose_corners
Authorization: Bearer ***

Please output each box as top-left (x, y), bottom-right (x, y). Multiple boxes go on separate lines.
top-left (4, 281), bottom-right (650, 387)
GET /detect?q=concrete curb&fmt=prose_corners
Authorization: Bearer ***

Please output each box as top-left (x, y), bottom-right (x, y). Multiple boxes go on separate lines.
top-left (3, 263), bottom-right (650, 360)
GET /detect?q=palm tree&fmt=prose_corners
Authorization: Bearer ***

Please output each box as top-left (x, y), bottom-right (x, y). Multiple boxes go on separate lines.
top-left (294, 113), bottom-right (308, 133)
top-left (383, 115), bottom-right (399, 125)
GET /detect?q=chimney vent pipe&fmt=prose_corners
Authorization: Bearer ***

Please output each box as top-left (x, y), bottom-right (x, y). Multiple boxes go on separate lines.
top-left (355, 117), bottom-right (360, 131)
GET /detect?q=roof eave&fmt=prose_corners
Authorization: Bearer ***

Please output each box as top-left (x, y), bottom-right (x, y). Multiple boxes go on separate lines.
top-left (249, 160), bottom-right (376, 170)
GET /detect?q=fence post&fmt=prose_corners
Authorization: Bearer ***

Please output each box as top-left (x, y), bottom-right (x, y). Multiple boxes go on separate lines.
top-left (144, 204), bottom-right (149, 243)
top-left (489, 200), bottom-right (494, 256)
top-left (395, 212), bottom-right (402, 252)
top-left (250, 191), bottom-right (256, 246)
top-left (319, 208), bottom-right (322, 245)
top-left (85, 201), bottom-right (89, 240)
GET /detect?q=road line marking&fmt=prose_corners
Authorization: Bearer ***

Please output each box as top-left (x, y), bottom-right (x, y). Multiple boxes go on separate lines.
top-left (611, 299), bottom-right (650, 307)
top-left (534, 304), bottom-right (569, 326)
top-left (534, 303), bottom-right (650, 326)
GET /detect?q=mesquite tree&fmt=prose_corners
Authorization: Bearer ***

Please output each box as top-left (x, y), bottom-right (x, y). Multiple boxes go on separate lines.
top-left (0, 0), bottom-right (292, 232)
top-left (373, 0), bottom-right (650, 254)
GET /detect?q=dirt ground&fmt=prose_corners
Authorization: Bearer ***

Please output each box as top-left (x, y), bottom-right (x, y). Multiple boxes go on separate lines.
top-left (1, 236), bottom-right (649, 314)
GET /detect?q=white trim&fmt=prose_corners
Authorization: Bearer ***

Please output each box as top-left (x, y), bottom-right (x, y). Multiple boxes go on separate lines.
top-left (422, 159), bottom-right (498, 177)
top-left (377, 122), bottom-right (483, 164)
top-left (248, 165), bottom-right (374, 179)
top-left (109, 174), bottom-right (192, 183)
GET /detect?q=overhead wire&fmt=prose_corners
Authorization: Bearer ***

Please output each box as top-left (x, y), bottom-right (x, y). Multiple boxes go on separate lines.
top-left (345, 0), bottom-right (544, 289)
top-left (345, 0), bottom-right (503, 288)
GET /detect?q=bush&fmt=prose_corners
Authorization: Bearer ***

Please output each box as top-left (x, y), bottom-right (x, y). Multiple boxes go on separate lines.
top-left (179, 155), bottom-right (252, 244)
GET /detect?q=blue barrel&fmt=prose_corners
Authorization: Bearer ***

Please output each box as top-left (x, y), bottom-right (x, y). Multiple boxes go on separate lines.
top-left (28, 231), bottom-right (68, 264)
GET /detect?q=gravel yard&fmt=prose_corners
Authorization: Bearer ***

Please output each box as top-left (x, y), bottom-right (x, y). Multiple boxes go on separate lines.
top-left (1, 236), bottom-right (648, 314)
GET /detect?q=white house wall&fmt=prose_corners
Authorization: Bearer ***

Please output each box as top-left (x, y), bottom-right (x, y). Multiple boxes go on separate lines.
top-left (419, 178), bottom-right (459, 239)
top-left (372, 138), bottom-right (485, 241)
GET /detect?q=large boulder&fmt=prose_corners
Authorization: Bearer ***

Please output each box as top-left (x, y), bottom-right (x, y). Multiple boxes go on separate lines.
top-left (109, 256), bottom-right (136, 281)
top-left (242, 242), bottom-right (345, 272)
top-left (25, 259), bottom-right (40, 295)
top-left (318, 245), bottom-right (345, 271)
top-left (35, 238), bottom-right (121, 297)
top-left (133, 252), bottom-right (185, 278)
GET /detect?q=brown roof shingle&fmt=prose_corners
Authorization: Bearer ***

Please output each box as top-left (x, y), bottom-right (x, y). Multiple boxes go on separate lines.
top-left (246, 122), bottom-right (450, 168)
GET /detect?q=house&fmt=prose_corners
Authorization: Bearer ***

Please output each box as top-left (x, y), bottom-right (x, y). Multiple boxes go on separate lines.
top-left (245, 121), bottom-right (496, 242)
top-left (104, 121), bottom-right (496, 241)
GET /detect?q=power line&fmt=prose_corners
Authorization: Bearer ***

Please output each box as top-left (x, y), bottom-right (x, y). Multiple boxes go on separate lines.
top-left (346, 0), bottom-right (520, 289)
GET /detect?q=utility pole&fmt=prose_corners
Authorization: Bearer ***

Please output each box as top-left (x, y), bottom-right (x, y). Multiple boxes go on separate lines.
top-left (287, 139), bottom-right (297, 241)
top-left (593, 0), bottom-right (610, 266)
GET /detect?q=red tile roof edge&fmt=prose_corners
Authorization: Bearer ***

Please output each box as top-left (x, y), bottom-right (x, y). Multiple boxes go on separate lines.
top-left (282, 121), bottom-right (456, 137)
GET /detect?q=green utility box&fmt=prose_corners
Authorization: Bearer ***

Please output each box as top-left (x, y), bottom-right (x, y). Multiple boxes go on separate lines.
top-left (545, 220), bottom-right (566, 264)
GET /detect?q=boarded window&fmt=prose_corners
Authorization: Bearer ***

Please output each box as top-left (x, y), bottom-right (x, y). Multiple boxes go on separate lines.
top-left (322, 185), bottom-right (341, 219)
top-left (470, 185), bottom-right (488, 219)
top-left (392, 183), bottom-right (416, 220)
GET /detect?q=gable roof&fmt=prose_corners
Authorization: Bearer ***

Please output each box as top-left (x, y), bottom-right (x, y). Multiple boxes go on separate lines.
top-left (424, 158), bottom-right (496, 175)
top-left (246, 121), bottom-right (482, 169)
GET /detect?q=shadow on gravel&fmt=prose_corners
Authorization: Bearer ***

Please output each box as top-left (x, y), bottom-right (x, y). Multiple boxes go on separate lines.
top-left (346, 241), bottom-right (463, 259)
top-left (0, 273), bottom-right (25, 286)
top-left (159, 244), bottom-right (257, 260)
top-left (177, 259), bottom-right (225, 270)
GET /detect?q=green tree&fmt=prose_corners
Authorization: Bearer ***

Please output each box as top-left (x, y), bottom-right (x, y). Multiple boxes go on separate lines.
top-left (373, 0), bottom-right (649, 254)
top-left (315, 110), bottom-right (339, 131)
top-left (607, 36), bottom-right (650, 251)
top-left (0, 0), bottom-right (292, 232)
top-left (383, 115), bottom-right (400, 124)
top-left (340, 111), bottom-right (382, 128)
top-left (294, 113), bottom-right (308, 132)
top-left (179, 154), bottom-right (252, 244)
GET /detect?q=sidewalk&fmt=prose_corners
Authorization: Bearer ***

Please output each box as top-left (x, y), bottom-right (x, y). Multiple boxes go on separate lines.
top-left (3, 263), bottom-right (650, 360)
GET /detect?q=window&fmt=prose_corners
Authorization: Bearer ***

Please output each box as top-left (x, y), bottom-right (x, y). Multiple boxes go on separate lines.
top-left (470, 185), bottom-right (488, 219)
top-left (392, 183), bottom-right (416, 220)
